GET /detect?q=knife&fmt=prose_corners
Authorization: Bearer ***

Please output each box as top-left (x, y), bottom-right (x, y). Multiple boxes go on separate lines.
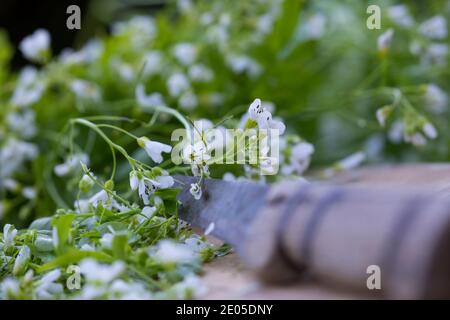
top-left (175, 175), bottom-right (450, 299)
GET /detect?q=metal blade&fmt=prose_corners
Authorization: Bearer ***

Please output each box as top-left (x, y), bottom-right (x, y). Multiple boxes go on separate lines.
top-left (174, 176), bottom-right (269, 248)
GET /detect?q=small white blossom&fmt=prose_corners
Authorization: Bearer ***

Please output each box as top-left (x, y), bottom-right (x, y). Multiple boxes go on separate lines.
top-left (422, 122), bottom-right (438, 139)
top-left (70, 79), bottom-right (101, 102)
top-left (35, 269), bottom-right (63, 299)
top-left (189, 183), bottom-right (202, 200)
top-left (227, 55), bottom-right (262, 78)
top-left (0, 278), bottom-right (20, 299)
top-left (303, 14), bottom-right (327, 40)
top-left (377, 29), bottom-right (394, 53)
top-left (100, 233), bottom-right (114, 249)
top-left (172, 43), bottom-right (197, 66)
top-left (2, 224), bottom-right (17, 247)
top-left (405, 132), bottom-right (427, 147)
top-left (79, 259), bottom-right (125, 284)
top-left (338, 152), bottom-right (366, 171)
top-left (13, 245), bottom-right (31, 275)
top-left (204, 222), bottom-right (215, 236)
top-left (54, 153), bottom-right (89, 177)
top-left (419, 16), bottom-right (447, 40)
top-left (0, 138), bottom-right (38, 179)
top-left (136, 85), bottom-right (165, 108)
top-left (178, 91), bottom-right (198, 111)
top-left (167, 73), bottom-right (190, 97)
top-left (425, 84), bottom-right (448, 113)
top-left (137, 172), bottom-right (174, 205)
top-left (388, 120), bottom-right (404, 144)
top-left (6, 109), bottom-right (37, 139)
top-left (129, 171), bottom-right (139, 190)
top-left (22, 187), bottom-right (36, 200)
top-left (19, 29), bottom-right (51, 63)
top-left (142, 51), bottom-right (163, 76)
top-left (388, 5), bottom-right (414, 28)
top-left (188, 64), bottom-right (214, 82)
top-left (59, 39), bottom-right (102, 65)
top-left (10, 67), bottom-right (45, 107)
top-left (153, 240), bottom-right (197, 264)
top-left (138, 206), bottom-right (157, 224)
top-left (137, 136), bottom-right (172, 164)
top-left (183, 141), bottom-right (211, 165)
top-left (171, 274), bottom-right (208, 299)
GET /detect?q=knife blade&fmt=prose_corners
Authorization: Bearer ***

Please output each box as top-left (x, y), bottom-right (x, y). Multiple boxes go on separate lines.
top-left (174, 175), bottom-right (269, 249)
top-left (174, 175), bottom-right (450, 299)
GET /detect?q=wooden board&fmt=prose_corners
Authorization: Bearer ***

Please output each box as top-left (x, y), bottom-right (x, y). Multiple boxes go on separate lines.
top-left (199, 164), bottom-right (450, 299)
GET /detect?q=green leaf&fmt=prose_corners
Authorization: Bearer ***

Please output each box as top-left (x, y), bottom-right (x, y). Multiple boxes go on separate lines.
top-left (52, 214), bottom-right (75, 254)
top-left (36, 249), bottom-right (113, 273)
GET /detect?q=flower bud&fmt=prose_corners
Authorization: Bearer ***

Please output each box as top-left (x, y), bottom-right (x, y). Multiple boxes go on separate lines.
top-left (104, 179), bottom-right (115, 191)
top-left (13, 245), bottom-right (31, 276)
top-left (79, 174), bottom-right (94, 193)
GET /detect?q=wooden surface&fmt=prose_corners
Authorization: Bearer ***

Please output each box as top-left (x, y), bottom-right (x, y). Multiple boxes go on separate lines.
top-left (199, 164), bottom-right (450, 299)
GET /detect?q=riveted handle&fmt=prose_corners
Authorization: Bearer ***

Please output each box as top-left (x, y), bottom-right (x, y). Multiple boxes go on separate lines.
top-left (244, 181), bottom-right (450, 299)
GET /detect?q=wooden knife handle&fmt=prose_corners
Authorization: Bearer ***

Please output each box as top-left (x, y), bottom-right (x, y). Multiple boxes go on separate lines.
top-left (243, 181), bottom-right (450, 299)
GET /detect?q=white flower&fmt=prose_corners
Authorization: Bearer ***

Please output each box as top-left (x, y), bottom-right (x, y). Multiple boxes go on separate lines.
top-left (303, 14), bottom-right (327, 40)
top-left (405, 132), bottom-right (427, 147)
top-left (388, 120), bottom-right (404, 144)
top-left (59, 39), bottom-right (102, 65)
top-left (137, 136), bottom-right (172, 163)
top-left (100, 233), bottom-right (114, 249)
top-left (35, 269), bottom-right (63, 299)
top-left (425, 84), bottom-right (448, 113)
top-left (142, 51), bottom-right (163, 76)
top-left (137, 172), bottom-right (174, 205)
top-left (178, 91), bottom-right (198, 110)
top-left (129, 171), bottom-right (139, 190)
top-left (227, 54), bottom-right (262, 78)
top-left (138, 206), bottom-right (157, 224)
top-left (422, 122), bottom-right (438, 139)
top-left (112, 16), bottom-right (156, 47)
top-left (13, 245), bottom-right (31, 275)
top-left (377, 29), bottom-right (394, 53)
top-left (419, 16), bottom-right (447, 40)
top-left (171, 274), bottom-right (208, 299)
top-left (0, 278), bottom-right (20, 299)
top-left (419, 43), bottom-right (449, 65)
top-left (2, 224), bottom-right (17, 247)
top-left (257, 13), bottom-right (275, 35)
top-left (189, 183), bottom-right (202, 200)
top-left (54, 153), bottom-right (89, 177)
top-left (153, 240), bottom-right (197, 264)
top-left (338, 152), bottom-right (366, 171)
top-left (7, 109), bottom-right (37, 139)
top-left (248, 98), bottom-right (264, 119)
top-left (10, 67), bottom-right (45, 107)
top-left (88, 190), bottom-right (109, 208)
top-left (19, 29), bottom-right (51, 63)
top-left (204, 222), bottom-right (215, 236)
top-left (0, 138), bottom-right (38, 179)
top-left (388, 5), bottom-right (414, 28)
top-left (283, 141), bottom-right (314, 176)
top-left (376, 108), bottom-right (386, 127)
top-left (110, 279), bottom-right (152, 300)
top-left (188, 64), bottom-right (214, 82)
top-left (70, 79), bottom-right (101, 102)
top-left (172, 43), bottom-right (197, 66)
top-left (177, 0), bottom-right (193, 13)
top-left (247, 98), bottom-right (286, 134)
top-left (22, 187), bottom-right (36, 200)
top-left (79, 259), bottom-right (125, 284)
top-left (136, 85), bottom-right (165, 108)
top-left (183, 141), bottom-right (211, 164)
top-left (167, 73), bottom-right (190, 97)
